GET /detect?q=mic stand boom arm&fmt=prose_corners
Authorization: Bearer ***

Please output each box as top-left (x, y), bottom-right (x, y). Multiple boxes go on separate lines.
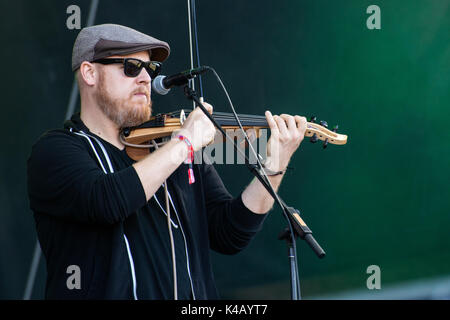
top-left (183, 85), bottom-right (326, 259)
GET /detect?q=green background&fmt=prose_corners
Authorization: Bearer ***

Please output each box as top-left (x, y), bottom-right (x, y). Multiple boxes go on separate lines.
top-left (0, 0), bottom-right (449, 299)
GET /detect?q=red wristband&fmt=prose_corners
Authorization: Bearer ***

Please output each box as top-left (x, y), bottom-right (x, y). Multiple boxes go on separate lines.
top-left (177, 135), bottom-right (195, 184)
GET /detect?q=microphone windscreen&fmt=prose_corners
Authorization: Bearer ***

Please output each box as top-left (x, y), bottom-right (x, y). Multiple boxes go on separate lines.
top-left (151, 75), bottom-right (170, 95)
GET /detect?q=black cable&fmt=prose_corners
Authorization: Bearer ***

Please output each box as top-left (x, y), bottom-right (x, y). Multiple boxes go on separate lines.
top-left (206, 67), bottom-right (302, 299)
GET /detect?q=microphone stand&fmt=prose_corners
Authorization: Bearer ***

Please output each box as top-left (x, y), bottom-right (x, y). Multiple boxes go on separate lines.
top-left (183, 85), bottom-right (325, 300)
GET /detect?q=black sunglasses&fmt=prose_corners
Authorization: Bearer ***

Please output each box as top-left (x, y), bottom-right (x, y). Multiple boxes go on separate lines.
top-left (93, 58), bottom-right (162, 78)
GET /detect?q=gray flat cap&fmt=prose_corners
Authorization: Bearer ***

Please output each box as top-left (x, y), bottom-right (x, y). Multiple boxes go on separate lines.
top-left (72, 23), bottom-right (170, 71)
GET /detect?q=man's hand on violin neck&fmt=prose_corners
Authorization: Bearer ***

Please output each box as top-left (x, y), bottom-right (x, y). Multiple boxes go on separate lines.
top-left (264, 111), bottom-right (307, 172)
top-left (175, 103), bottom-right (216, 151)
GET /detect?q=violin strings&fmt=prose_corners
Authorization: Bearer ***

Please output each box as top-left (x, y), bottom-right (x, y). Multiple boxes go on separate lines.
top-left (168, 110), bottom-right (268, 127)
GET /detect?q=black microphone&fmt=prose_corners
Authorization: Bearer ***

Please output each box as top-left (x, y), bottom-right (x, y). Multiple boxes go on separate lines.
top-left (152, 66), bottom-right (210, 95)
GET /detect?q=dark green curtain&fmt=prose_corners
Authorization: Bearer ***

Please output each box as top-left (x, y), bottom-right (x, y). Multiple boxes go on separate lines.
top-left (1, 0), bottom-right (448, 299)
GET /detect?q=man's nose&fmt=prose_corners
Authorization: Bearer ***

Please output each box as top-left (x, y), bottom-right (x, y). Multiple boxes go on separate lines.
top-left (136, 67), bottom-right (151, 84)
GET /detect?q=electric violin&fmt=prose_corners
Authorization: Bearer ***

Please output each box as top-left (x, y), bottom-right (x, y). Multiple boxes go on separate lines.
top-left (120, 109), bottom-right (348, 161)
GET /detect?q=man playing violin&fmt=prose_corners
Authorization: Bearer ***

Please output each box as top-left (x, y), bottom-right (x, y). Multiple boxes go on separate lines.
top-left (27, 24), bottom-right (307, 299)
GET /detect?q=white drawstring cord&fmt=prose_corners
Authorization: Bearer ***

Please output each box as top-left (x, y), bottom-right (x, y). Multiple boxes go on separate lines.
top-left (71, 129), bottom-right (139, 300)
top-left (151, 140), bottom-right (178, 300)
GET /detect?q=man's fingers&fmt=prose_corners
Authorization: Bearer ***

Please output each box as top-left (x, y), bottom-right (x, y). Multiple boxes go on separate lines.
top-left (273, 115), bottom-right (289, 138)
top-left (202, 102), bottom-right (213, 114)
top-left (280, 114), bottom-right (298, 135)
top-left (265, 111), bottom-right (279, 137)
top-left (294, 115), bottom-right (307, 135)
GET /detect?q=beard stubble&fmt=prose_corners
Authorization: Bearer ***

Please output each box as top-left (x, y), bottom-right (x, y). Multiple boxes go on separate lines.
top-left (95, 70), bottom-right (152, 128)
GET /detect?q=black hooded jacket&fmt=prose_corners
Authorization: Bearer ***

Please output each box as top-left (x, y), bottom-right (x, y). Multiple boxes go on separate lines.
top-left (27, 113), bottom-right (266, 299)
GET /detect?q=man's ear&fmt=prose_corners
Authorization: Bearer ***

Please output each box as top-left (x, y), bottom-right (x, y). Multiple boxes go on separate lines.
top-left (79, 61), bottom-right (97, 86)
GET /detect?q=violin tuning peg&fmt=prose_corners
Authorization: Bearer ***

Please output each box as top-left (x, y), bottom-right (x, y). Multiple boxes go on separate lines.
top-left (309, 116), bottom-right (317, 123)
top-left (310, 133), bottom-right (318, 143)
top-left (333, 125), bottom-right (339, 133)
top-left (319, 120), bottom-right (328, 128)
top-left (323, 139), bottom-right (328, 149)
